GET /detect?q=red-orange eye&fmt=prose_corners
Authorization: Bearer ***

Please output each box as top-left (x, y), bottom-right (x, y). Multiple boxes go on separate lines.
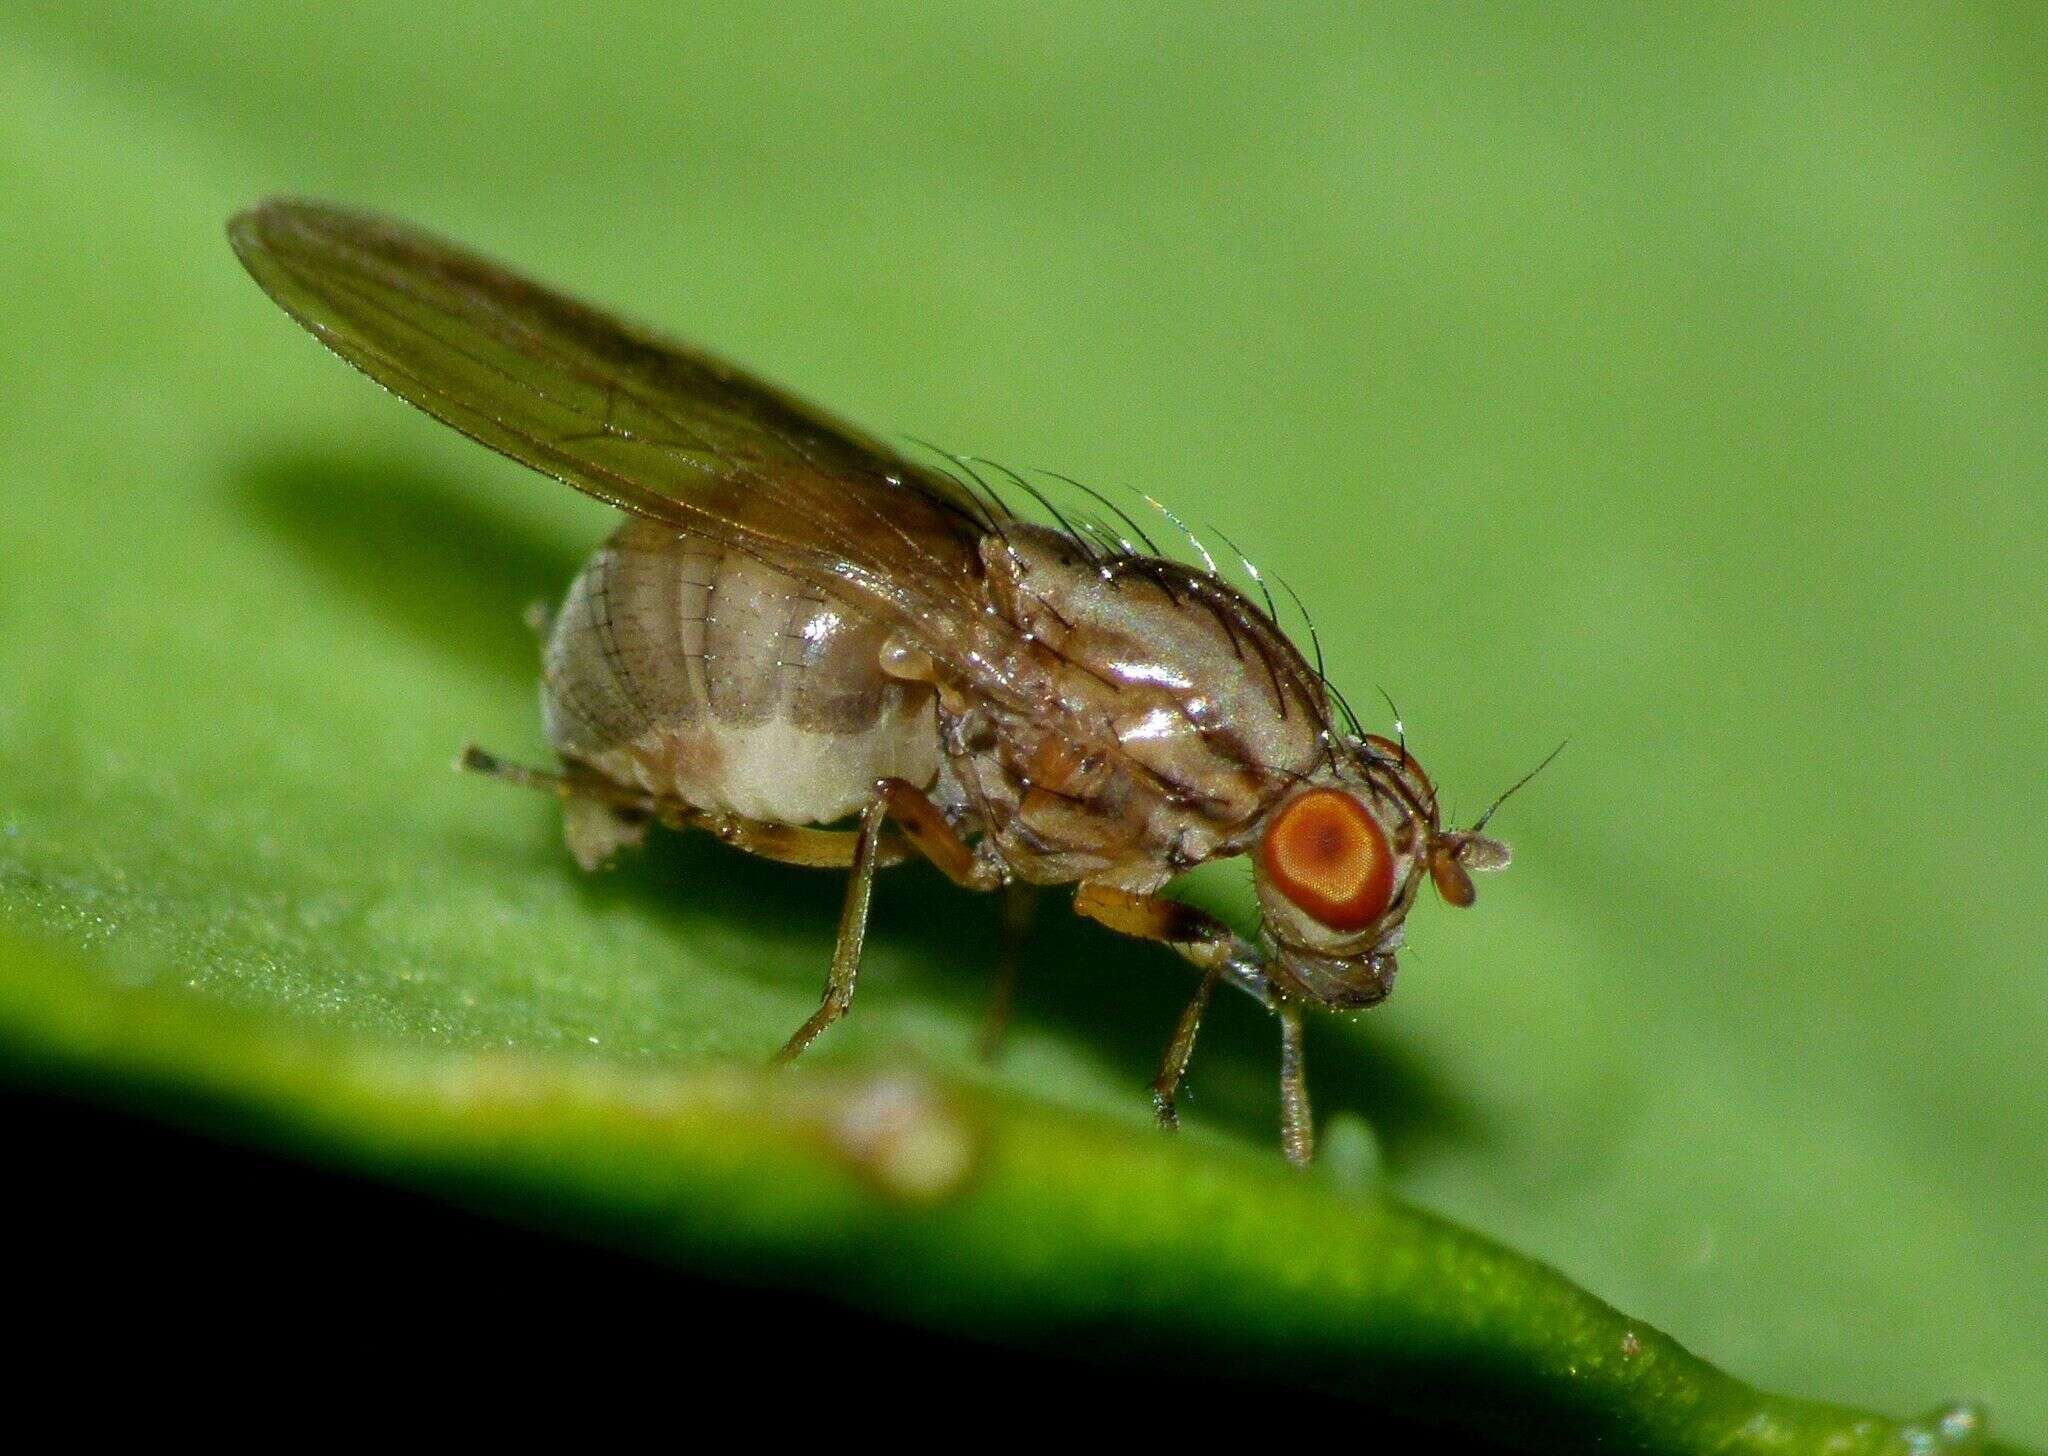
top-left (1259, 788), bottom-right (1395, 931)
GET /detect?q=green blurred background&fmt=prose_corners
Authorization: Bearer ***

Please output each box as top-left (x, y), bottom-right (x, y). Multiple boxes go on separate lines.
top-left (1, 1), bottom-right (2041, 1437)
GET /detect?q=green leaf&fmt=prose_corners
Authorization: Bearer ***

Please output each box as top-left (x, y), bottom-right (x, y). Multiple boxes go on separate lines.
top-left (1, 5), bottom-right (2041, 1450)
top-left (0, 929), bottom-right (2019, 1456)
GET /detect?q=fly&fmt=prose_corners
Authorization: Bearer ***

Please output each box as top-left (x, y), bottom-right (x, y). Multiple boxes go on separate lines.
top-left (228, 198), bottom-right (1546, 1166)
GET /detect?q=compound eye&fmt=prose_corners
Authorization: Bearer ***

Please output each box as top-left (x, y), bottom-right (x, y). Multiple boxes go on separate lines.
top-left (1260, 788), bottom-right (1395, 931)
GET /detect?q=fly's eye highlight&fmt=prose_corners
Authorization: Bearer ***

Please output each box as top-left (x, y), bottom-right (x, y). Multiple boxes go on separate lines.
top-left (1260, 788), bottom-right (1395, 931)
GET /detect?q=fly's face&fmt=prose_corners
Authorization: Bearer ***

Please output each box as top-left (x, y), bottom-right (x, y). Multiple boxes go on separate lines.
top-left (1251, 735), bottom-right (1513, 1010)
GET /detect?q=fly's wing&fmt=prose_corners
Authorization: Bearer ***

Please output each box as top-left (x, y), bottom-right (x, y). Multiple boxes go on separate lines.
top-left (228, 198), bottom-right (999, 633)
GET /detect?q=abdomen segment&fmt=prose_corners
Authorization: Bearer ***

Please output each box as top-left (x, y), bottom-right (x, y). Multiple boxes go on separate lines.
top-left (542, 519), bottom-right (939, 824)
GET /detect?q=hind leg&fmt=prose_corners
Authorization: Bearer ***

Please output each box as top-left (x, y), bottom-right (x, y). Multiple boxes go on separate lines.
top-left (771, 795), bottom-right (892, 1062)
top-left (462, 747), bottom-right (901, 1065)
top-left (464, 753), bottom-right (991, 1067)
top-left (459, 745), bottom-right (910, 869)
top-left (767, 777), bottom-right (1004, 1060)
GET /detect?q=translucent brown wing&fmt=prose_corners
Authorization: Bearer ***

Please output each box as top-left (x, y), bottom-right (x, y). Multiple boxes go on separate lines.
top-left (227, 197), bottom-right (999, 628)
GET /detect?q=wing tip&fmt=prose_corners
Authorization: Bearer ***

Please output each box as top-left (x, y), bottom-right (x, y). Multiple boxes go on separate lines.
top-left (226, 196), bottom-right (310, 266)
top-left (226, 196), bottom-right (370, 260)
top-left (225, 202), bottom-right (266, 261)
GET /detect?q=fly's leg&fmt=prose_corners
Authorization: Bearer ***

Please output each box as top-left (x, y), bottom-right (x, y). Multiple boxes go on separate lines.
top-left (772, 796), bottom-right (891, 1064)
top-left (461, 745), bottom-right (654, 869)
top-left (458, 745), bottom-right (910, 869)
top-left (1151, 959), bottom-right (1223, 1131)
top-left (978, 883), bottom-right (1037, 1060)
top-left (1072, 884), bottom-right (1275, 1131)
top-left (868, 778), bottom-right (1026, 1056)
top-left (1073, 882), bottom-right (1311, 1166)
top-left (461, 744), bottom-right (595, 798)
top-left (687, 807), bottom-right (911, 870)
top-left (873, 778), bottom-right (1003, 891)
top-left (462, 745), bottom-right (890, 1059)
top-left (1070, 887), bottom-right (1243, 1121)
top-left (1276, 1001), bottom-right (1313, 1167)
top-left (464, 754), bottom-right (981, 1063)
top-left (774, 779), bottom-right (1000, 1062)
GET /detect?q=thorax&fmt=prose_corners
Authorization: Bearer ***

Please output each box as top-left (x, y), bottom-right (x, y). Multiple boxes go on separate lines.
top-left (939, 527), bottom-right (1329, 888)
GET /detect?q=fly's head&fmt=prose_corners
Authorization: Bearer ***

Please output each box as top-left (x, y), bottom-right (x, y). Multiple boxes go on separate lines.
top-left (1249, 734), bottom-right (1543, 1010)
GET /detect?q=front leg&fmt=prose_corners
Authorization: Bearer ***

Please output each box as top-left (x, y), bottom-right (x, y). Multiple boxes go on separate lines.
top-left (1072, 883), bottom-right (1313, 1167)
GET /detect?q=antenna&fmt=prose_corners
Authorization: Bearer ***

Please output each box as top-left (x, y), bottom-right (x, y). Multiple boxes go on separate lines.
top-left (1470, 740), bottom-right (1568, 834)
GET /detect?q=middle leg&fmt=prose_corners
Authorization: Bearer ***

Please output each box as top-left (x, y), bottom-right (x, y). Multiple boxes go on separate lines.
top-left (978, 882), bottom-right (1037, 1060)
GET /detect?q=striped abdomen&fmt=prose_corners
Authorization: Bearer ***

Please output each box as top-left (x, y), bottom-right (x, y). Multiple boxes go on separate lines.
top-left (541, 519), bottom-right (939, 824)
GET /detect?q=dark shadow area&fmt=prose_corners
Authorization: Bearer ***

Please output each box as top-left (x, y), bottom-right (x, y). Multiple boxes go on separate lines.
top-left (233, 447), bottom-right (1486, 1168)
top-left (6, 1081), bottom-right (1555, 1443)
top-left (236, 446), bottom-right (585, 683)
